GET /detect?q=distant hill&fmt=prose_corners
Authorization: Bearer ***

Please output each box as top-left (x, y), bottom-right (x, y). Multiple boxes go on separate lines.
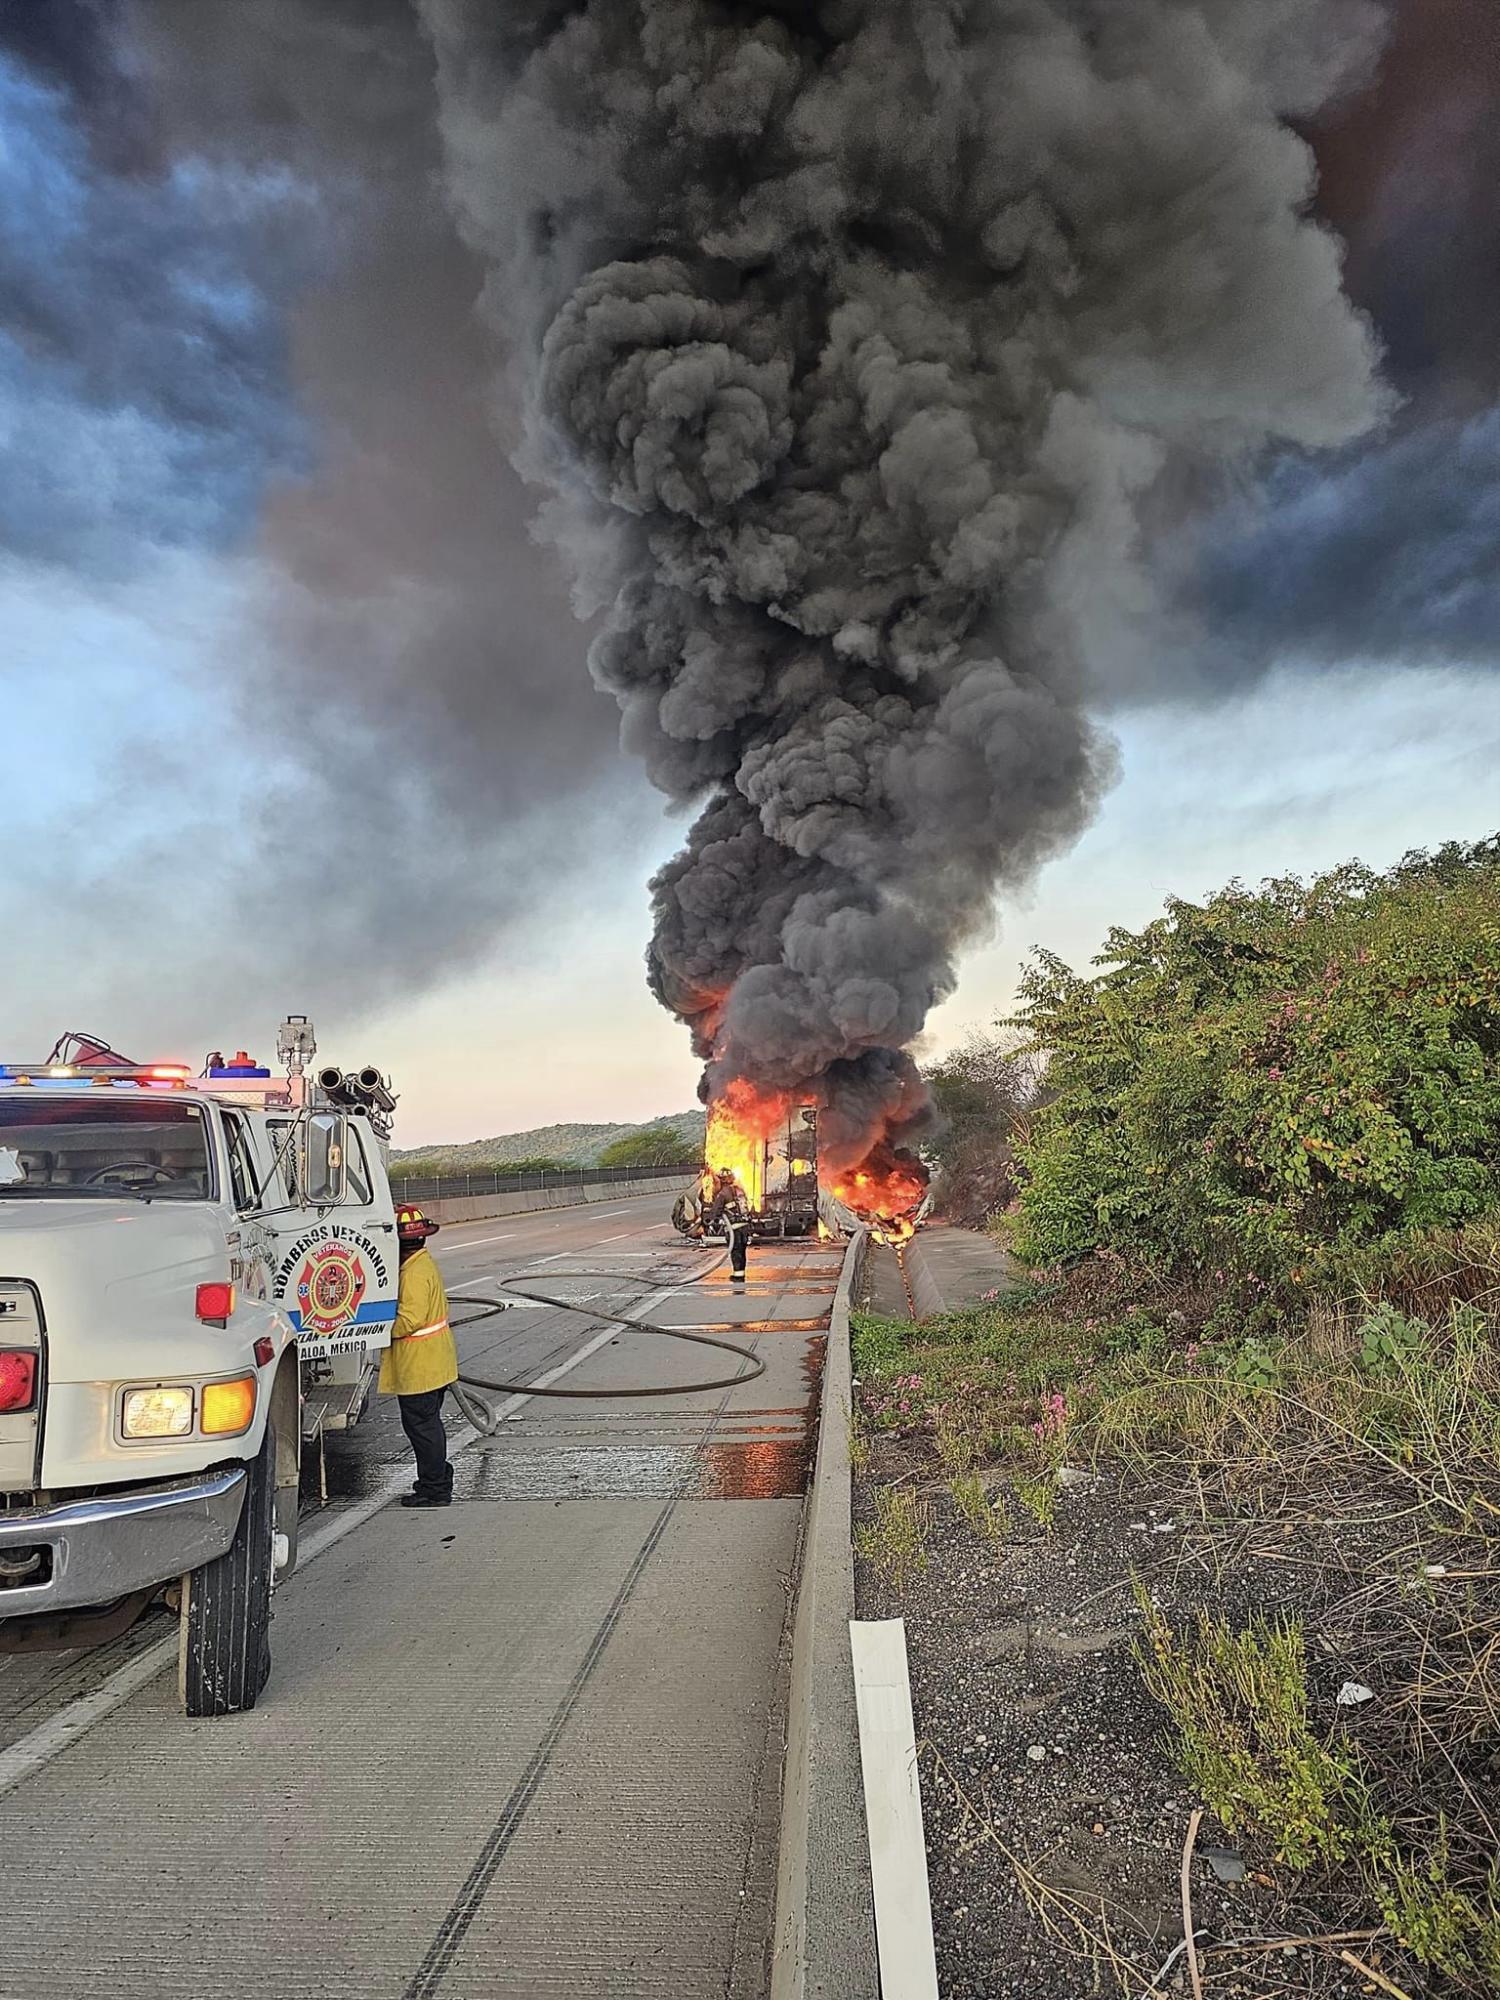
top-left (392, 1109), bottom-right (705, 1177)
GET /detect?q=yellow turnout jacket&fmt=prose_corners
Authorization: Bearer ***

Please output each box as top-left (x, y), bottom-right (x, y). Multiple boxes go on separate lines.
top-left (378, 1246), bottom-right (459, 1396)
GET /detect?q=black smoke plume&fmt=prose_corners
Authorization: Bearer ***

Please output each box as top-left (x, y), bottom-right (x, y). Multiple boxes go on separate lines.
top-left (419, 0), bottom-right (1389, 1172)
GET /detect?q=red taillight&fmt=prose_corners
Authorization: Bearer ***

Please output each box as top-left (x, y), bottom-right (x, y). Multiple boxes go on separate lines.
top-left (0, 1352), bottom-right (36, 1413)
top-left (196, 1282), bottom-right (236, 1325)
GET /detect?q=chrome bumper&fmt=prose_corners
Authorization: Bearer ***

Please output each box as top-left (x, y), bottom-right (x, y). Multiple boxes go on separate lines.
top-left (0, 1468), bottom-right (248, 1617)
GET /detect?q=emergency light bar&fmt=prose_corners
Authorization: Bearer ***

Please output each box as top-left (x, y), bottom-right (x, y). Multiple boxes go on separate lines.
top-left (0, 1063), bottom-right (193, 1086)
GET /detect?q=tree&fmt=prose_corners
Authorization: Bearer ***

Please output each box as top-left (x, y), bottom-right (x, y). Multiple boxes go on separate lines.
top-left (597, 1125), bottom-right (701, 1169)
top-left (1009, 843), bottom-right (1500, 1280)
top-left (922, 1029), bottom-right (1047, 1226)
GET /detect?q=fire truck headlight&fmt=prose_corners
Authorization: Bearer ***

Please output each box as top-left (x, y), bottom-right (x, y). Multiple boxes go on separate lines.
top-left (122, 1386), bottom-right (194, 1438)
top-left (200, 1375), bottom-right (257, 1437)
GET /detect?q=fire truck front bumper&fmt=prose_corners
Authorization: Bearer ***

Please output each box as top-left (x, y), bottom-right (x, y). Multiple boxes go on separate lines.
top-left (0, 1467), bottom-right (247, 1617)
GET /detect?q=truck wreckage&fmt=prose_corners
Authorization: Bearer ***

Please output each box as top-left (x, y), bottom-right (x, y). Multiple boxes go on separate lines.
top-left (672, 1100), bottom-right (822, 1243)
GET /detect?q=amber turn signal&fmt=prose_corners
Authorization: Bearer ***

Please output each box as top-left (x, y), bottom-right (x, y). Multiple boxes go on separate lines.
top-left (200, 1374), bottom-right (257, 1436)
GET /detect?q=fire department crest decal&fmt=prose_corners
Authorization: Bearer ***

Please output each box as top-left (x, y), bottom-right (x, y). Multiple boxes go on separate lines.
top-left (296, 1241), bottom-right (368, 1337)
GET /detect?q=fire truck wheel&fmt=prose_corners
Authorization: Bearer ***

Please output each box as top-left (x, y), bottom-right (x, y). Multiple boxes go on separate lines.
top-left (177, 1423), bottom-right (275, 1717)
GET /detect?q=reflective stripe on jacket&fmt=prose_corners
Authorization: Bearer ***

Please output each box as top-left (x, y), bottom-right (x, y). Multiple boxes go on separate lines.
top-left (378, 1246), bottom-right (459, 1396)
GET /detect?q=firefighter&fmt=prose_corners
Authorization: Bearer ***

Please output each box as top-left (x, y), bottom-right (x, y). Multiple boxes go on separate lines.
top-left (381, 1202), bottom-right (460, 1507)
top-left (704, 1168), bottom-right (752, 1282)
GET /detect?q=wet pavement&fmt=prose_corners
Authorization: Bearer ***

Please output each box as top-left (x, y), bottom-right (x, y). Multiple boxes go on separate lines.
top-left (0, 1191), bottom-right (847, 2000)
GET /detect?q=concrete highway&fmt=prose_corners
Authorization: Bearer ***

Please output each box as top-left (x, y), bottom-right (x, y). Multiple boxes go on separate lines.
top-left (0, 1191), bottom-right (847, 1999)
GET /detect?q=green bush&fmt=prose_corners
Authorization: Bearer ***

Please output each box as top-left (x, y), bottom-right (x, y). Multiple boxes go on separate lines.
top-left (1011, 840), bottom-right (1500, 1283)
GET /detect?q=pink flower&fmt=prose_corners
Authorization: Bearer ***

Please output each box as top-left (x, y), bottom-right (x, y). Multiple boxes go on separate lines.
top-left (1268, 1067), bottom-right (1283, 1082)
top-left (1033, 1391), bottom-right (1069, 1441)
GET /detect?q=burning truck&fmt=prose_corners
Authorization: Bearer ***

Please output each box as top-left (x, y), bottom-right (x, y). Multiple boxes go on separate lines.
top-left (674, 1096), bottom-right (821, 1243)
top-left (673, 1085), bottom-right (929, 1247)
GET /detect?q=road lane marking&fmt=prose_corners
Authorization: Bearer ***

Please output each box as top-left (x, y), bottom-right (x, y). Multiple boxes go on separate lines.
top-left (442, 1231), bottom-right (515, 1249)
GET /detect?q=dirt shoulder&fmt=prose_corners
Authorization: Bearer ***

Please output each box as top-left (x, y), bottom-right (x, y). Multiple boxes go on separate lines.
top-left (852, 1230), bottom-right (1500, 1999)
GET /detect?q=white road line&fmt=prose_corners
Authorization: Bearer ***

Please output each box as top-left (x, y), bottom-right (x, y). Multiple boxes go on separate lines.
top-left (442, 1230), bottom-right (515, 1249)
top-left (0, 1277), bottom-right (681, 1801)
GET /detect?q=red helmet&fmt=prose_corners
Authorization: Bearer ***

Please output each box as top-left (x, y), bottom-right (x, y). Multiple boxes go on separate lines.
top-left (396, 1202), bottom-right (439, 1242)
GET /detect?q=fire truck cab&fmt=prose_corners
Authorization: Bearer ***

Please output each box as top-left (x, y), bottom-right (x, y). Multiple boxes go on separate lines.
top-left (0, 1019), bottom-right (399, 1715)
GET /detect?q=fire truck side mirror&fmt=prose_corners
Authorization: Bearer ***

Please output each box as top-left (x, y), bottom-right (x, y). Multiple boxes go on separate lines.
top-left (301, 1113), bottom-right (349, 1206)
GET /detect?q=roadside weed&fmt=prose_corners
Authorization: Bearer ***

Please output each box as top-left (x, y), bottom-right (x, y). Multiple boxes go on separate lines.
top-left (1012, 1471), bottom-right (1058, 1533)
top-left (1376, 1838), bottom-right (1500, 1991)
top-left (1358, 1301), bottom-right (1426, 1381)
top-left (949, 1472), bottom-right (1008, 1541)
top-left (848, 1409), bottom-right (870, 1475)
top-left (1133, 1584), bottom-right (1383, 1870)
top-left (935, 1408), bottom-right (981, 1477)
top-left (1231, 1335), bottom-right (1280, 1393)
top-left (850, 1309), bottom-right (913, 1379)
top-left (855, 1486), bottom-right (930, 1589)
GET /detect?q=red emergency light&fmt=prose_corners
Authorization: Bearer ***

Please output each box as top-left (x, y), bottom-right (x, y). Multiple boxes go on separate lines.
top-left (0, 1352), bottom-right (37, 1413)
top-left (195, 1283), bottom-right (236, 1326)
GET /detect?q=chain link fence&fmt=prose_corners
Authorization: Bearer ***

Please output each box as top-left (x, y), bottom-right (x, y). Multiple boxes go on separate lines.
top-left (388, 1159), bottom-right (697, 1205)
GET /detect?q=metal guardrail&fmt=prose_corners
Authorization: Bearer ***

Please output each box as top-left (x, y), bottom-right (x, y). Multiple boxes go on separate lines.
top-left (387, 1160), bottom-right (696, 1204)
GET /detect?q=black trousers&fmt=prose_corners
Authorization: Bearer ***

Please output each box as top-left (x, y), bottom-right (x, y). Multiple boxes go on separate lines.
top-left (398, 1388), bottom-right (452, 1497)
top-left (727, 1221), bottom-right (749, 1275)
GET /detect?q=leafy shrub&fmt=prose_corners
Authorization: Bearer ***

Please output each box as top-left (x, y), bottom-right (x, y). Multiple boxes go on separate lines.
top-left (1011, 841), bottom-right (1500, 1284)
top-left (1358, 1302), bottom-right (1426, 1381)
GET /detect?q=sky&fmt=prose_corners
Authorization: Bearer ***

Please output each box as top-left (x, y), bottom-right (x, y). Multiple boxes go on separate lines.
top-left (2, 2), bottom-right (1495, 1149)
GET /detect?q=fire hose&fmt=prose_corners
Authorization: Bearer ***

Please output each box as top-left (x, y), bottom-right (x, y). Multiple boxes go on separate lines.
top-left (442, 1249), bottom-right (768, 1438)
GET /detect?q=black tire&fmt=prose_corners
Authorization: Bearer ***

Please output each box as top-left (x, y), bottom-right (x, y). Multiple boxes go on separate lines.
top-left (178, 1424), bottom-right (275, 1717)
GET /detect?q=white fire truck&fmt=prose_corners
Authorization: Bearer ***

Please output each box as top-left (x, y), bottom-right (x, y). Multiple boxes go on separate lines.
top-left (0, 1018), bottom-right (402, 1715)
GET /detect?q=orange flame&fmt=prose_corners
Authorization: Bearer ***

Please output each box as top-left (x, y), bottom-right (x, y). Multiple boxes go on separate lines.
top-left (830, 1141), bottom-right (928, 1247)
top-left (702, 1080), bottom-right (792, 1210)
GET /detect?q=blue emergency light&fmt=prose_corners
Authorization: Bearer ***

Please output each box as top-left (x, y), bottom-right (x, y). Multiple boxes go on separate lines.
top-left (208, 1052), bottom-right (270, 1079)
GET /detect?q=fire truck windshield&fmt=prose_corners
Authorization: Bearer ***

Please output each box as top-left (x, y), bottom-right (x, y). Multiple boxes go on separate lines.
top-left (0, 1096), bottom-right (213, 1200)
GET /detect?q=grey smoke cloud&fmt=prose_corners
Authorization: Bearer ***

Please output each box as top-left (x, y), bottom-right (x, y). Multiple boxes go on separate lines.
top-left (0, 0), bottom-right (640, 1044)
top-left (1177, 0), bottom-right (1500, 680)
top-left (419, 0), bottom-right (1389, 1170)
top-left (1192, 407), bottom-right (1500, 667)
